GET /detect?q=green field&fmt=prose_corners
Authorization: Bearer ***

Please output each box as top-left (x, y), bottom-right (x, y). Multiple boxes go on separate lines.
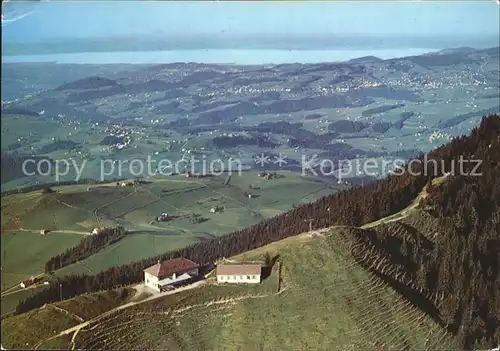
top-left (1, 230), bottom-right (84, 314)
top-left (1, 231), bottom-right (83, 289)
top-left (1, 115), bottom-right (70, 152)
top-left (1, 171), bottom-right (342, 310)
top-left (7, 224), bottom-right (457, 350)
top-left (1, 288), bottom-right (135, 349)
top-left (1, 178), bottom-right (459, 350)
top-left (52, 172), bottom-right (340, 276)
top-left (83, 228), bottom-right (455, 350)
top-left (1, 285), bottom-right (48, 317)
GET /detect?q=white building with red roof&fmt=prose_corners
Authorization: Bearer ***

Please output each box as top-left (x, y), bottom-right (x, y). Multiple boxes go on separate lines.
top-left (143, 258), bottom-right (199, 292)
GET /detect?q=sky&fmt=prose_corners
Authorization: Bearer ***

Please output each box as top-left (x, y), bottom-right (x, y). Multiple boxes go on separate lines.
top-left (2, 1), bottom-right (500, 43)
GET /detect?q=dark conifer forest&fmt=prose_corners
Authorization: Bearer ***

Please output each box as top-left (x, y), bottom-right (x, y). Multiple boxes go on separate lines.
top-left (14, 114), bottom-right (500, 350)
top-left (44, 226), bottom-right (128, 272)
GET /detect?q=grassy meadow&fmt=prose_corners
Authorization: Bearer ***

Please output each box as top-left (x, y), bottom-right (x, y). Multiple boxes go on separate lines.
top-left (1, 171), bottom-right (342, 311)
top-left (1, 288), bottom-right (135, 349)
top-left (11, 223), bottom-right (457, 350)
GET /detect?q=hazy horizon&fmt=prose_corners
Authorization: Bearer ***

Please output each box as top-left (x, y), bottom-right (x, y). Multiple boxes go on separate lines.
top-left (2, 1), bottom-right (498, 63)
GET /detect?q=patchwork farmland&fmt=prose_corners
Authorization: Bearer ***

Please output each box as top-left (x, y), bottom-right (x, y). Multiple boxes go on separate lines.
top-left (2, 224), bottom-right (458, 350)
top-left (1, 171), bottom-right (343, 314)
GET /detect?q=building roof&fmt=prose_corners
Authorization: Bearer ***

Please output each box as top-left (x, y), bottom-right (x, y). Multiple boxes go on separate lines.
top-left (144, 258), bottom-right (199, 278)
top-left (216, 264), bottom-right (261, 276)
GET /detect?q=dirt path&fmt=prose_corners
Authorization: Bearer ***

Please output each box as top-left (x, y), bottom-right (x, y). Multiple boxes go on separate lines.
top-left (68, 283), bottom-right (287, 349)
top-left (111, 198), bottom-right (161, 219)
top-left (3, 228), bottom-right (91, 235)
top-left (139, 186), bottom-right (189, 215)
top-left (34, 280), bottom-right (206, 350)
top-left (93, 190), bottom-right (136, 228)
top-left (1, 271), bottom-right (46, 296)
top-left (139, 179), bottom-right (263, 222)
top-left (51, 196), bottom-right (88, 212)
top-left (31, 174), bottom-right (450, 349)
top-left (360, 175), bottom-right (448, 230)
top-left (154, 178), bottom-right (261, 215)
top-left (361, 202), bottom-right (418, 229)
top-left (171, 287), bottom-right (287, 316)
top-left (0, 282), bottom-right (47, 298)
top-left (45, 304), bottom-right (85, 323)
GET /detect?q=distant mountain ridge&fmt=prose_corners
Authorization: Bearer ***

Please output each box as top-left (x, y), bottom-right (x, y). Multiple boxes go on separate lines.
top-left (2, 34), bottom-right (499, 56)
top-left (348, 55), bottom-right (383, 63)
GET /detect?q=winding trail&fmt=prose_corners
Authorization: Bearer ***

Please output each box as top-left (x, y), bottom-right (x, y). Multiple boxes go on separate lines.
top-left (2, 228), bottom-right (91, 235)
top-left (34, 281), bottom-right (207, 350)
top-left (32, 179), bottom-right (435, 348)
top-left (93, 190), bottom-right (136, 228)
top-left (361, 174), bottom-right (448, 230)
top-left (0, 282), bottom-right (46, 298)
top-left (22, 174), bottom-right (451, 349)
top-left (45, 304), bottom-right (85, 323)
top-left (51, 197), bottom-right (86, 211)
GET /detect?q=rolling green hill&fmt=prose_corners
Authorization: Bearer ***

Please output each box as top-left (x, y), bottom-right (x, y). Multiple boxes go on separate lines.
top-left (2, 115), bottom-right (498, 350)
top-left (1, 204), bottom-right (459, 350)
top-left (76, 225), bottom-right (458, 351)
top-left (1, 171), bottom-right (342, 313)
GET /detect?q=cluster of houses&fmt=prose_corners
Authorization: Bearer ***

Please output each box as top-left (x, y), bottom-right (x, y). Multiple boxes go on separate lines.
top-left (185, 171), bottom-right (210, 179)
top-left (258, 171), bottom-right (281, 180)
top-left (91, 227), bottom-right (107, 235)
top-left (244, 192), bottom-right (258, 199)
top-left (156, 213), bottom-right (169, 222)
top-left (19, 276), bottom-right (47, 289)
top-left (210, 205), bottom-right (225, 213)
top-left (143, 257), bottom-right (262, 292)
top-left (101, 125), bottom-right (134, 151)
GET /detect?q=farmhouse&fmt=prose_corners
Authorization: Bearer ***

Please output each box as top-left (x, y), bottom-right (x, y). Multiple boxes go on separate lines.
top-left (210, 205), bottom-right (224, 213)
top-left (20, 276), bottom-right (41, 289)
top-left (216, 263), bottom-right (261, 284)
top-left (244, 192), bottom-right (258, 199)
top-left (91, 227), bottom-right (106, 235)
top-left (143, 258), bottom-right (199, 292)
top-left (156, 212), bottom-right (169, 222)
top-left (258, 171), bottom-right (280, 180)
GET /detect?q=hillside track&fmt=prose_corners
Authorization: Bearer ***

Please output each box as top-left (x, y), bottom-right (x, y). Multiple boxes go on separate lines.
top-left (34, 281), bottom-right (207, 350)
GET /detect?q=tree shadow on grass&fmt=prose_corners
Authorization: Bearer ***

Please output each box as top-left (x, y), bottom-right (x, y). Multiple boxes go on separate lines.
top-left (261, 254), bottom-right (280, 281)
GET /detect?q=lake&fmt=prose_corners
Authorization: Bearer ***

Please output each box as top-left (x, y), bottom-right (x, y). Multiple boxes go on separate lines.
top-left (2, 48), bottom-right (438, 65)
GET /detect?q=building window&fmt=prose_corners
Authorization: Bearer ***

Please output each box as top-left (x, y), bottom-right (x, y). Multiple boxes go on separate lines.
top-left (246, 275), bottom-right (251, 280)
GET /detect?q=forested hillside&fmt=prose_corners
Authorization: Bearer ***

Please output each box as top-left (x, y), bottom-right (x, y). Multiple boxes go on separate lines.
top-left (424, 117), bottom-right (499, 348)
top-left (14, 115), bottom-right (500, 349)
top-left (44, 226), bottom-right (128, 272)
